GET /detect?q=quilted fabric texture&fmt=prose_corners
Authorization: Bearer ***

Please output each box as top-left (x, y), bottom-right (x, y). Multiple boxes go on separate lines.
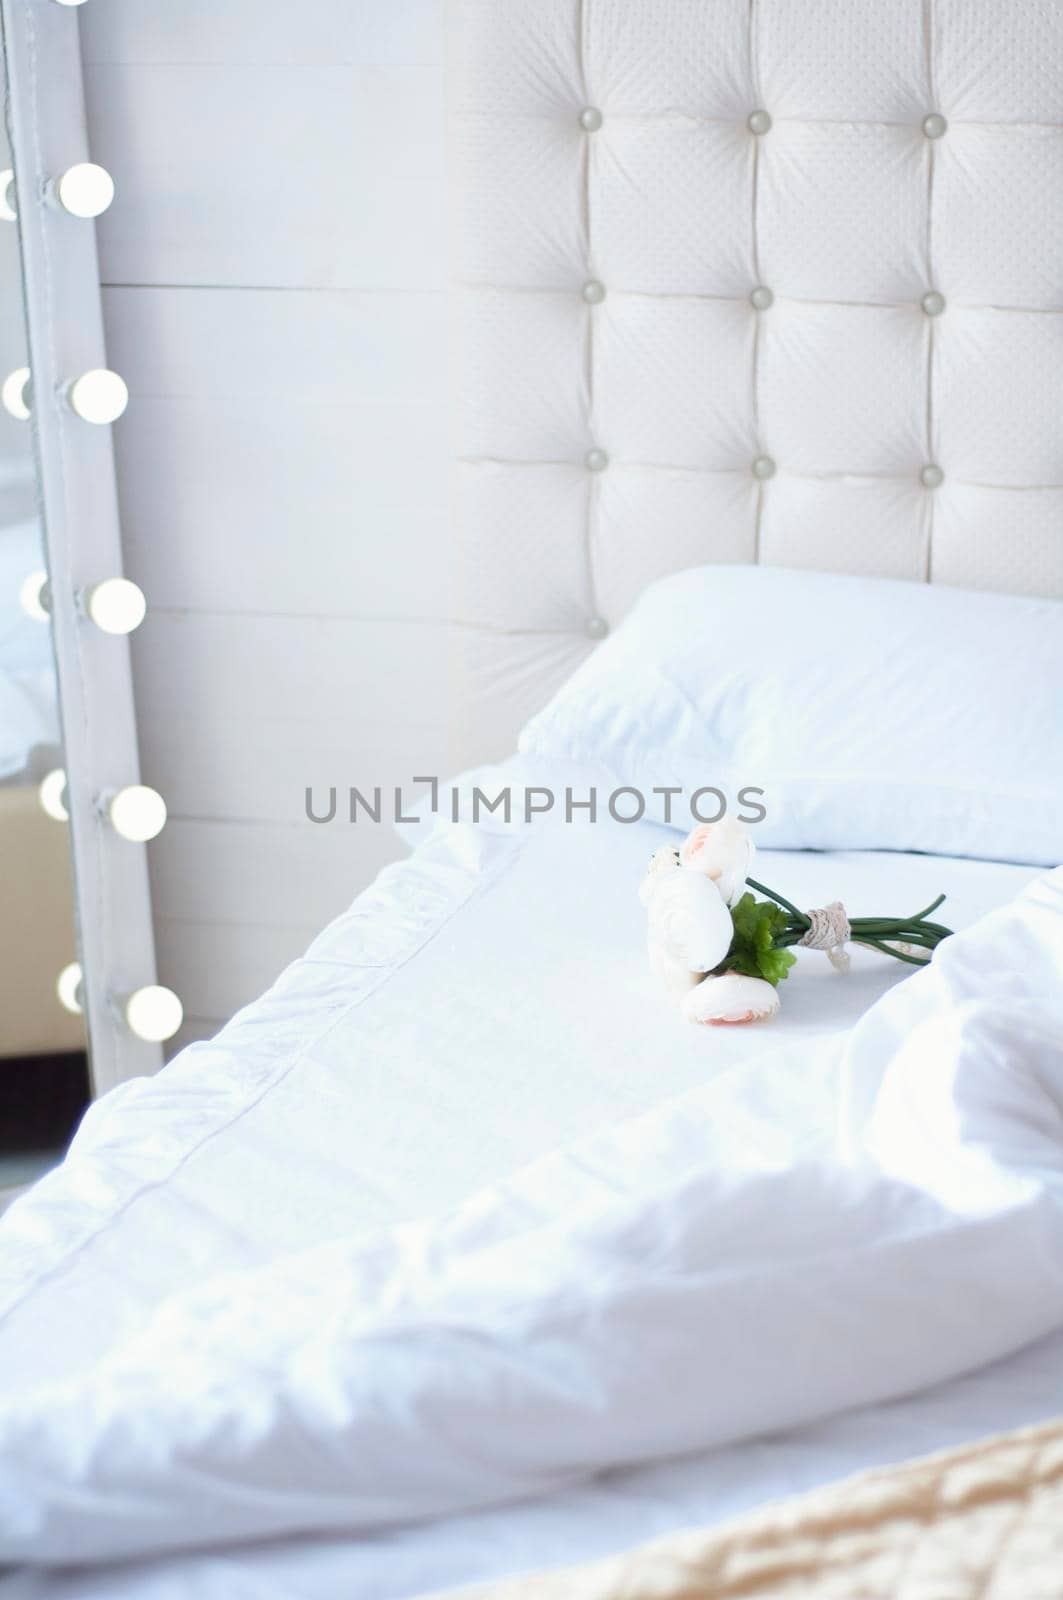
top-left (453, 1415), bottom-right (1063, 1599)
top-left (449, 0), bottom-right (1063, 761)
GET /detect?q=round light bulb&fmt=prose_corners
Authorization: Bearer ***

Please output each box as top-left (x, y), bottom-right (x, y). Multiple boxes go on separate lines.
top-left (39, 768), bottom-right (70, 822)
top-left (52, 1), bottom-right (89, 7)
top-left (56, 163), bottom-right (115, 219)
top-left (57, 963), bottom-right (84, 1015)
top-left (107, 784), bottom-right (167, 842)
top-left (125, 984), bottom-right (183, 1043)
top-left (19, 569), bottom-right (50, 621)
top-left (68, 368), bottom-right (128, 424)
top-left (0, 170), bottom-right (16, 222)
top-left (2, 367), bottom-right (31, 420)
top-left (85, 577), bottom-right (146, 634)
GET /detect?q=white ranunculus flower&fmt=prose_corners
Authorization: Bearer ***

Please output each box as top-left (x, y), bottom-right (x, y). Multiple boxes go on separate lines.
top-left (683, 971), bottom-right (780, 1026)
top-left (644, 865), bottom-right (733, 975)
top-left (638, 845), bottom-right (681, 907)
top-left (647, 938), bottom-right (701, 997)
top-left (678, 818), bottom-right (755, 905)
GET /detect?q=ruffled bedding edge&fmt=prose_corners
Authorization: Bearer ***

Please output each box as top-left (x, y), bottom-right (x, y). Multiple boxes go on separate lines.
top-left (0, 824), bottom-right (524, 1324)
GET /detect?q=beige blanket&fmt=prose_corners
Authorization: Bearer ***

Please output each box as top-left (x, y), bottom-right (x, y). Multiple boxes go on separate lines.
top-left (454, 1417), bottom-right (1063, 1599)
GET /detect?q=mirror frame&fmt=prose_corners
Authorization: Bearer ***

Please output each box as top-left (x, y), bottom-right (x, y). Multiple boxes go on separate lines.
top-left (2, 0), bottom-right (162, 1092)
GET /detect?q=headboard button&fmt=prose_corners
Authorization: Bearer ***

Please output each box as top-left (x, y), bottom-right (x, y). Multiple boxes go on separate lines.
top-left (586, 616), bottom-right (609, 640)
top-left (750, 285), bottom-right (774, 310)
top-left (579, 107), bottom-right (603, 132)
top-left (921, 290), bottom-right (946, 316)
top-left (752, 454), bottom-right (776, 480)
top-left (922, 113), bottom-right (947, 139)
top-left (585, 447), bottom-right (609, 472)
top-left (747, 110), bottom-right (773, 135)
top-left (921, 463), bottom-right (945, 488)
top-left (581, 279), bottom-right (606, 305)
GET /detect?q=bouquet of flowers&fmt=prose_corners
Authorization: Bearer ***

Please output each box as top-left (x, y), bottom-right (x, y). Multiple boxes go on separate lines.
top-left (639, 819), bottom-right (953, 1025)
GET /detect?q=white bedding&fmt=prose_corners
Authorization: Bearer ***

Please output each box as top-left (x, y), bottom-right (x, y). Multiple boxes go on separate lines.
top-left (0, 798), bottom-right (1056, 1596)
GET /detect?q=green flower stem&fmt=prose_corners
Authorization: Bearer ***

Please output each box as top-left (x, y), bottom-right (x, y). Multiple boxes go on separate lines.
top-left (742, 878), bottom-right (954, 970)
top-left (906, 893), bottom-right (947, 923)
top-left (745, 876), bottom-right (809, 928)
top-left (851, 938), bottom-right (931, 967)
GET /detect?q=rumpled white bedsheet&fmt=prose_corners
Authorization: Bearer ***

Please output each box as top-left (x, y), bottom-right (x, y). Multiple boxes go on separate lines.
top-left (1, 867), bottom-right (1062, 1569)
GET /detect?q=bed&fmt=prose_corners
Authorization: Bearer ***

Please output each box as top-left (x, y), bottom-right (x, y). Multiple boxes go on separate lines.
top-left (0, 807), bottom-right (1060, 1597)
top-left (2, 0), bottom-right (1063, 1594)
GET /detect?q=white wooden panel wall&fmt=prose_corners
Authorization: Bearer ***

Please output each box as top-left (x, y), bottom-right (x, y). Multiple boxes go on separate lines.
top-left (79, 1), bottom-right (450, 1051)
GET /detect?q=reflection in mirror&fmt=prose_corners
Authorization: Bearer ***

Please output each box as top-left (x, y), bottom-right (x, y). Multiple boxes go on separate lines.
top-left (0, 64), bottom-right (89, 1202)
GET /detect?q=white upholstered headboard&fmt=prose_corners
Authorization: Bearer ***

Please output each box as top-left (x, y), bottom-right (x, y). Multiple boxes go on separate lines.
top-left (448, 0), bottom-right (1063, 766)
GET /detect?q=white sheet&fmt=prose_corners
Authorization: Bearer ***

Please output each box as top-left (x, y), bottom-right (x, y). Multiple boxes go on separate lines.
top-left (0, 804), bottom-right (1054, 1596)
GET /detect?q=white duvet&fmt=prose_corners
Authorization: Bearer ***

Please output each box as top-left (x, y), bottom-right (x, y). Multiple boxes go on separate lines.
top-left (2, 865), bottom-right (1062, 1569)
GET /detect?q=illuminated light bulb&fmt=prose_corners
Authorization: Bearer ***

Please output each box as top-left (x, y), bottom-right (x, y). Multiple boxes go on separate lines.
top-left (124, 985), bottom-right (183, 1043)
top-left (52, 1), bottom-right (89, 7)
top-left (39, 769), bottom-right (70, 822)
top-left (0, 170), bottom-right (16, 222)
top-left (84, 576), bottom-right (146, 634)
top-left (68, 368), bottom-right (128, 424)
top-left (56, 162), bottom-right (115, 219)
top-left (57, 963), bottom-right (83, 1015)
top-left (106, 784), bottom-right (167, 842)
top-left (2, 367), bottom-right (31, 420)
top-left (19, 569), bottom-right (50, 621)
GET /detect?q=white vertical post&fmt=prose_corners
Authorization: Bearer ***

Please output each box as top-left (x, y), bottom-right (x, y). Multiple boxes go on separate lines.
top-left (1, 0), bottom-right (162, 1091)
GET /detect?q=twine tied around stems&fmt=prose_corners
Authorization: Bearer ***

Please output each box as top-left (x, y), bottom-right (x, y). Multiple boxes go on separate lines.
top-left (734, 878), bottom-right (949, 978)
top-left (798, 901), bottom-right (851, 971)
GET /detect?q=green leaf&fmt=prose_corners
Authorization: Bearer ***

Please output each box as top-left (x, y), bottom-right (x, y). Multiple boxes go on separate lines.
top-left (722, 894), bottom-right (796, 987)
top-left (730, 892), bottom-right (759, 943)
top-left (757, 946), bottom-right (797, 985)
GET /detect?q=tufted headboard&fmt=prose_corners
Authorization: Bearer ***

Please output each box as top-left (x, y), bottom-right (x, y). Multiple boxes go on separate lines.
top-left (447, 0), bottom-right (1063, 767)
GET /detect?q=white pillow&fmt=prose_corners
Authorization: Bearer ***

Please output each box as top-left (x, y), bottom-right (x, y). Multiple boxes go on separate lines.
top-left (518, 567), bottom-right (1063, 866)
